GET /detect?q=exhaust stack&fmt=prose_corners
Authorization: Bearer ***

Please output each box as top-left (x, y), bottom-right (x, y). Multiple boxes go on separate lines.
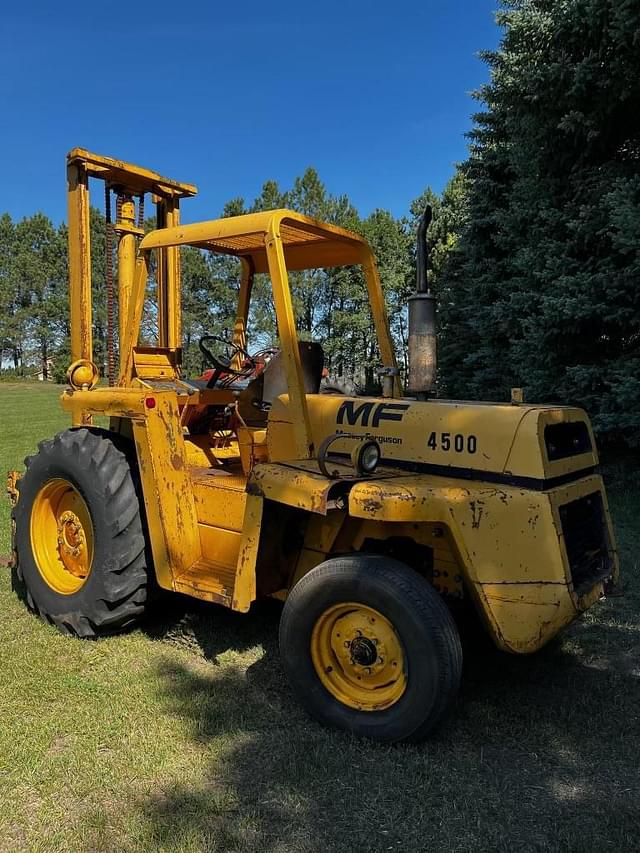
top-left (407, 204), bottom-right (437, 399)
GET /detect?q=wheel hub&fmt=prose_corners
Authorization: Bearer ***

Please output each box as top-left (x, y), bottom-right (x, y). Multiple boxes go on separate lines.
top-left (311, 602), bottom-right (406, 711)
top-left (57, 510), bottom-right (89, 578)
top-left (349, 635), bottom-right (378, 667)
top-left (30, 479), bottom-right (94, 595)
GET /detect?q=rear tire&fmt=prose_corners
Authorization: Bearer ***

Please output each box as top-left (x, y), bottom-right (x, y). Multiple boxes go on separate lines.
top-left (13, 428), bottom-right (150, 638)
top-left (279, 554), bottom-right (462, 742)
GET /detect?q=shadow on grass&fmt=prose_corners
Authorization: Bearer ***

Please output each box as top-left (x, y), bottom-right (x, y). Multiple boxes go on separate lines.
top-left (136, 592), bottom-right (640, 853)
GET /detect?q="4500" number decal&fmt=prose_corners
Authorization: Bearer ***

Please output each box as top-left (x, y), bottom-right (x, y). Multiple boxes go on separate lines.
top-left (427, 432), bottom-right (477, 454)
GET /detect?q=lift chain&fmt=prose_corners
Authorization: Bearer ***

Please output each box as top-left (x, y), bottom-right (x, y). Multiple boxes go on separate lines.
top-left (104, 185), bottom-right (115, 386)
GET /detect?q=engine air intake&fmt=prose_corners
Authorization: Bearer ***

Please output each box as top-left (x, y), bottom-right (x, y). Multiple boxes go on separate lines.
top-left (545, 421), bottom-right (592, 461)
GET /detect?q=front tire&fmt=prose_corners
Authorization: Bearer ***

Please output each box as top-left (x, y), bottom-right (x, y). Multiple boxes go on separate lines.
top-left (279, 555), bottom-right (462, 742)
top-left (13, 428), bottom-right (150, 638)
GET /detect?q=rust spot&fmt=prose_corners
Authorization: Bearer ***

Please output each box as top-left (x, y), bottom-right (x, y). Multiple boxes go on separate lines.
top-left (170, 453), bottom-right (183, 470)
top-left (246, 480), bottom-right (264, 497)
top-left (470, 500), bottom-right (484, 529)
top-left (360, 498), bottom-right (383, 514)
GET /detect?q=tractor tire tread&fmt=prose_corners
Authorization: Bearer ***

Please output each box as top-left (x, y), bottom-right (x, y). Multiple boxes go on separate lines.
top-left (13, 427), bottom-right (151, 638)
top-left (280, 554), bottom-right (462, 743)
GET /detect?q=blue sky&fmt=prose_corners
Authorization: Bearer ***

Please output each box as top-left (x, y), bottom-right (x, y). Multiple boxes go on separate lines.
top-left (1, 1), bottom-right (500, 224)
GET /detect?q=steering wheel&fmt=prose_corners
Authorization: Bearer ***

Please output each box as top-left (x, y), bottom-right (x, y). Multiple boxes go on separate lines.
top-left (198, 334), bottom-right (257, 388)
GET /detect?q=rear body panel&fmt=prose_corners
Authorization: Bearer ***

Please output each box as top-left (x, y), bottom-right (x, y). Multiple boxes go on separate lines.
top-left (262, 394), bottom-right (618, 652)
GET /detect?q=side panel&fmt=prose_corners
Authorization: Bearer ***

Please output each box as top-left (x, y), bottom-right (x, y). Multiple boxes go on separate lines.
top-left (233, 493), bottom-right (263, 611)
top-left (348, 473), bottom-right (614, 653)
top-left (289, 511), bottom-right (347, 588)
top-left (267, 394), bottom-right (530, 476)
top-left (288, 514), bottom-right (464, 600)
top-left (192, 481), bottom-right (247, 530)
top-left (132, 391), bottom-right (201, 589)
top-left (198, 525), bottom-right (243, 568)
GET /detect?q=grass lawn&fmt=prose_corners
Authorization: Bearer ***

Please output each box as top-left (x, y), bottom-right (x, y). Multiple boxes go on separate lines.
top-left (0, 382), bottom-right (639, 852)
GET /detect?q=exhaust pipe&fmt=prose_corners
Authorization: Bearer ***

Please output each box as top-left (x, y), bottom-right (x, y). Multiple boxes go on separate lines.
top-left (407, 204), bottom-right (437, 399)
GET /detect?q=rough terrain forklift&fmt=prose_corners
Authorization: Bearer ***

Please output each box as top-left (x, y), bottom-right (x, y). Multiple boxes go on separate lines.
top-left (8, 150), bottom-right (619, 742)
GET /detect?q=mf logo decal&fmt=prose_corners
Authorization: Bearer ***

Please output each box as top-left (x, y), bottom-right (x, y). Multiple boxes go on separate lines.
top-left (336, 401), bottom-right (410, 429)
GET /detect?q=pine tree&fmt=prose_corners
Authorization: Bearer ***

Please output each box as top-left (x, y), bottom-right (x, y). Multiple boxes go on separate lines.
top-left (438, 0), bottom-right (640, 442)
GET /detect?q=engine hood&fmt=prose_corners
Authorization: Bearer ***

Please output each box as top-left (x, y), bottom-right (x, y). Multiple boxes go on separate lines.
top-left (267, 394), bottom-right (599, 486)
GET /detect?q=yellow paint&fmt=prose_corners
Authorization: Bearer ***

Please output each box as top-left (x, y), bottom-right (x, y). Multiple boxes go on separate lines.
top-left (53, 148), bottom-right (619, 658)
top-left (346, 472), bottom-right (617, 652)
top-left (66, 162), bottom-right (93, 426)
top-left (30, 479), bottom-right (94, 594)
top-left (506, 407), bottom-right (599, 479)
top-left (198, 524), bottom-right (242, 568)
top-left (267, 393), bottom-right (591, 479)
top-left (61, 387), bottom-right (147, 419)
top-left (232, 493), bottom-right (263, 612)
top-left (248, 461), bottom-right (342, 514)
top-left (115, 197), bottom-right (140, 353)
top-left (264, 221), bottom-right (314, 458)
top-left (231, 258), bottom-right (254, 369)
top-left (132, 391), bottom-right (201, 588)
top-left (131, 348), bottom-right (179, 381)
top-left (289, 510), bottom-right (347, 588)
top-left (66, 358), bottom-right (99, 390)
top-left (67, 148), bottom-right (196, 198)
top-left (173, 558), bottom-right (235, 606)
top-left (311, 602), bottom-right (406, 711)
top-left (118, 255), bottom-right (150, 385)
top-left (183, 435), bottom-right (226, 470)
top-left (164, 200), bottom-right (182, 350)
top-left (237, 427), bottom-right (269, 474)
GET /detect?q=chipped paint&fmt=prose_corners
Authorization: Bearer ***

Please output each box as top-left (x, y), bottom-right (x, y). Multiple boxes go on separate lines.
top-left (469, 500), bottom-right (484, 529)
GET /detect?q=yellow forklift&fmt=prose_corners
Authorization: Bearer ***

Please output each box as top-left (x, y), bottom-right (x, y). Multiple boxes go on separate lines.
top-left (8, 150), bottom-right (619, 742)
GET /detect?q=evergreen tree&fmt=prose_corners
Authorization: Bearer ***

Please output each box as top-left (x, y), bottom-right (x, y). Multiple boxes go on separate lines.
top-left (438, 0), bottom-right (640, 441)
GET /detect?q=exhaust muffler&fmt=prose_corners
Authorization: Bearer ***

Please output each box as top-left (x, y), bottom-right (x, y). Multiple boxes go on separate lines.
top-left (407, 205), bottom-right (437, 399)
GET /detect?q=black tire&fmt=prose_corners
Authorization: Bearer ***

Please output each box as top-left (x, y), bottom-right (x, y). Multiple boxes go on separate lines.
top-left (13, 427), bottom-right (150, 638)
top-left (279, 555), bottom-right (462, 742)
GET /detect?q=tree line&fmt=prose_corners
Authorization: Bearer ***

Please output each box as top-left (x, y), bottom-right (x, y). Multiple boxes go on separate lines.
top-left (1, 0), bottom-right (638, 443)
top-left (0, 175), bottom-right (443, 391)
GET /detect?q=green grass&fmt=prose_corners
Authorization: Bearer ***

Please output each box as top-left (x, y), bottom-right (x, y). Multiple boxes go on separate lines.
top-left (0, 382), bottom-right (638, 852)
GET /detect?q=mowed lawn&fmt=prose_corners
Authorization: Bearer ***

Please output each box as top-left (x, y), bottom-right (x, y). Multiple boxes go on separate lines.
top-left (0, 382), bottom-right (639, 853)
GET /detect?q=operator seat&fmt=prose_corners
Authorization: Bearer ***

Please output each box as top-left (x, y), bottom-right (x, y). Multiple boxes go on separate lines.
top-left (236, 341), bottom-right (324, 426)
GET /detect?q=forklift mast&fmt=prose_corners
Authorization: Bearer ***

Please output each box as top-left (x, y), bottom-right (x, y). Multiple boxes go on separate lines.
top-left (66, 148), bottom-right (196, 418)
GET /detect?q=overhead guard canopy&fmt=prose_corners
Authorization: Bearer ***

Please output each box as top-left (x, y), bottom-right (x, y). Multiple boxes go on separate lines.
top-left (139, 209), bottom-right (369, 273)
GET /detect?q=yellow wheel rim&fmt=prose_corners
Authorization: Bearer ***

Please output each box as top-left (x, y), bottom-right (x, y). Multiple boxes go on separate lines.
top-left (311, 602), bottom-right (406, 711)
top-left (30, 479), bottom-right (94, 595)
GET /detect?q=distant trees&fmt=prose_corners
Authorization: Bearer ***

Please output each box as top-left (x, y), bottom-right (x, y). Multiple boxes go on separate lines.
top-left (0, 213), bottom-right (67, 379)
top-left (0, 177), bottom-right (424, 391)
